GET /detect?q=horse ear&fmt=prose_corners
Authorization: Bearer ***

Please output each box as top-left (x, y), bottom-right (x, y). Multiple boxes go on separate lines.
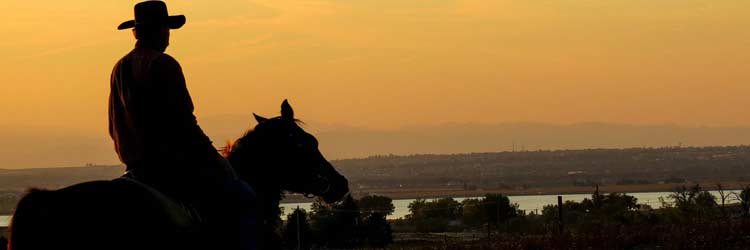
top-left (253, 113), bottom-right (268, 123)
top-left (281, 99), bottom-right (294, 120)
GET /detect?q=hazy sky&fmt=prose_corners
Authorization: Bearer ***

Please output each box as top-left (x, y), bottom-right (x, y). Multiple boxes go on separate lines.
top-left (1, 1), bottom-right (749, 167)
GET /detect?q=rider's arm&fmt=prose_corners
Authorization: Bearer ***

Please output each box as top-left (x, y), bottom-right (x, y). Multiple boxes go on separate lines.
top-left (153, 54), bottom-right (216, 155)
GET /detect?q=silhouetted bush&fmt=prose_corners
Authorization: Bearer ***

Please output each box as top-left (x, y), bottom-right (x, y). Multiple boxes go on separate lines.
top-left (481, 194), bottom-right (519, 230)
top-left (739, 185), bottom-right (750, 217)
top-left (309, 195), bottom-right (361, 248)
top-left (357, 195), bottom-right (395, 216)
top-left (292, 194), bottom-right (395, 249)
top-left (361, 212), bottom-right (392, 247)
top-left (659, 184), bottom-right (720, 223)
top-left (460, 194), bottom-right (520, 232)
top-left (282, 208), bottom-right (312, 250)
top-left (541, 188), bottom-right (641, 232)
top-left (460, 198), bottom-right (484, 228)
top-left (0, 236), bottom-right (7, 250)
top-left (406, 198), bottom-right (462, 232)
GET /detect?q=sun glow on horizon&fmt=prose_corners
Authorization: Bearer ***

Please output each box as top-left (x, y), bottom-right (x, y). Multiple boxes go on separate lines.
top-left (1, 0), bottom-right (749, 168)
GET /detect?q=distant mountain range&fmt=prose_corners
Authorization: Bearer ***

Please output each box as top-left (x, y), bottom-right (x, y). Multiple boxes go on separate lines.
top-left (3, 117), bottom-right (750, 169)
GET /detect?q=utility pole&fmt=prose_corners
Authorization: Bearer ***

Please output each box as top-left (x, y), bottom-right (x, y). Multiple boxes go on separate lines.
top-left (557, 196), bottom-right (564, 233)
top-left (496, 197), bottom-right (500, 234)
top-left (296, 206), bottom-right (301, 250)
top-left (486, 198), bottom-right (491, 241)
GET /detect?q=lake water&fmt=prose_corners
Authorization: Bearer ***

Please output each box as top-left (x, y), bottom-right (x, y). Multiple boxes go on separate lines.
top-left (0, 190), bottom-right (739, 227)
top-left (280, 190), bottom-right (739, 220)
top-left (0, 215), bottom-right (9, 227)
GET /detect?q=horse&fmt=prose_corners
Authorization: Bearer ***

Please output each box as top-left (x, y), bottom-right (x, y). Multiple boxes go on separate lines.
top-left (225, 100), bottom-right (349, 249)
top-left (8, 100), bottom-right (349, 250)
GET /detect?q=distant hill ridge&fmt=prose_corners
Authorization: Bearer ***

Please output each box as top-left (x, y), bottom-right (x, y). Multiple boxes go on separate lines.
top-left (5, 121), bottom-right (750, 168)
top-left (2, 145), bottom-right (749, 191)
top-left (0, 165), bottom-right (122, 191)
top-left (331, 145), bottom-right (750, 193)
top-left (306, 122), bottom-right (750, 160)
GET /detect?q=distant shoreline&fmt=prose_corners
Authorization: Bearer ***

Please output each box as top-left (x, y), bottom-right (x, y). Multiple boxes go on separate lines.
top-left (1, 181), bottom-right (745, 218)
top-left (281, 181), bottom-right (750, 203)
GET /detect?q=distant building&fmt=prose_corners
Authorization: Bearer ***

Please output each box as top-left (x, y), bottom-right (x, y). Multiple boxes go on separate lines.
top-left (567, 171), bottom-right (586, 175)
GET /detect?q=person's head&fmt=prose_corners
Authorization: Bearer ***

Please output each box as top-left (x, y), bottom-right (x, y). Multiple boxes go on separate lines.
top-left (132, 24), bottom-right (170, 50)
top-left (117, 1), bottom-right (185, 51)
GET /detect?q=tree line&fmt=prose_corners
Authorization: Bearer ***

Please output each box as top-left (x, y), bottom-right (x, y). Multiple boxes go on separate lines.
top-left (281, 195), bottom-right (394, 249)
top-left (288, 184), bottom-right (750, 249)
top-left (390, 184), bottom-right (750, 249)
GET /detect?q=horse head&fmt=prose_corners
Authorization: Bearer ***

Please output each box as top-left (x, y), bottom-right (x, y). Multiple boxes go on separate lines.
top-left (225, 100), bottom-right (349, 203)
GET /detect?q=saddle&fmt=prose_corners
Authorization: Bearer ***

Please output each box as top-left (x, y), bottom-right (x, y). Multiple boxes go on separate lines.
top-left (112, 176), bottom-right (200, 232)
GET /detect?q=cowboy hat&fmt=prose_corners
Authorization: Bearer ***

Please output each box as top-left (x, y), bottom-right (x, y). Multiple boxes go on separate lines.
top-left (117, 1), bottom-right (185, 30)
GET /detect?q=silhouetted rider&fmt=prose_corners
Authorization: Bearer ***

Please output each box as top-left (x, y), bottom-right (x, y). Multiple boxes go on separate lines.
top-left (109, 1), bottom-right (255, 249)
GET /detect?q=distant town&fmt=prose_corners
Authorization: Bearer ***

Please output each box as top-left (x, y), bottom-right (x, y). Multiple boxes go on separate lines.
top-left (2, 145), bottom-right (750, 214)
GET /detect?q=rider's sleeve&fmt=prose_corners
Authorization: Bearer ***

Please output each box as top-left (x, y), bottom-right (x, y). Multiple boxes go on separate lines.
top-left (153, 54), bottom-right (216, 155)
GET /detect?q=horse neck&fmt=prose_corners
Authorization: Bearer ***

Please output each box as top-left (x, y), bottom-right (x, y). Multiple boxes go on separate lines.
top-left (226, 135), bottom-right (284, 220)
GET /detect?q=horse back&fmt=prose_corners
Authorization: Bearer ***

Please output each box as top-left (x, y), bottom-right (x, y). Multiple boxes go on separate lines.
top-left (9, 179), bottom-right (198, 250)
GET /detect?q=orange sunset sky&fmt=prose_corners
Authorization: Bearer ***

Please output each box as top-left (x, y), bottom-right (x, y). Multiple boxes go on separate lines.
top-left (1, 0), bottom-right (749, 168)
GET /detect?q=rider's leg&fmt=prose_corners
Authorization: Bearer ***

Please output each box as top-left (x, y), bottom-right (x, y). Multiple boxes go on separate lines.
top-left (191, 155), bottom-right (257, 250)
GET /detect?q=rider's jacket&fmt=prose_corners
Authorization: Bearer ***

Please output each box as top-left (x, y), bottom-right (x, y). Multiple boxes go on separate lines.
top-left (109, 40), bottom-right (218, 173)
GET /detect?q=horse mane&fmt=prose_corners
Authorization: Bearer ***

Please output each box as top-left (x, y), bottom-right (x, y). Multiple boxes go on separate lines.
top-left (222, 129), bottom-right (255, 158)
top-left (221, 117), bottom-right (306, 158)
top-left (221, 140), bottom-right (234, 158)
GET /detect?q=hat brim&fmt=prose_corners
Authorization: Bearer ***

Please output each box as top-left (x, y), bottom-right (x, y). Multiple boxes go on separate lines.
top-left (117, 15), bottom-right (186, 30)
